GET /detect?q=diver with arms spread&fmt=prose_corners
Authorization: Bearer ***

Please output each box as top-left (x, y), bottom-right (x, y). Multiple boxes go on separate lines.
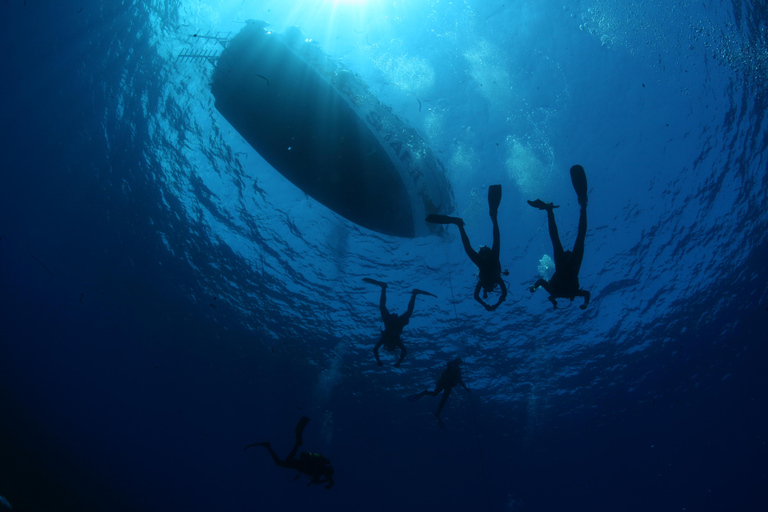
top-left (426, 185), bottom-right (508, 311)
top-left (364, 278), bottom-right (435, 368)
top-left (528, 165), bottom-right (591, 310)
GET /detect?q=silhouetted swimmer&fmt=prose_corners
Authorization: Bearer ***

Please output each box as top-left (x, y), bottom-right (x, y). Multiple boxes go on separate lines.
top-left (364, 278), bottom-right (435, 368)
top-left (408, 358), bottom-right (469, 428)
top-left (245, 416), bottom-right (335, 489)
top-left (528, 165), bottom-right (591, 310)
top-left (426, 185), bottom-right (508, 311)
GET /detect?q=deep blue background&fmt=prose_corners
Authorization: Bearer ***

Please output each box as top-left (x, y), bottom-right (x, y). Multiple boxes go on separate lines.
top-left (1, 1), bottom-right (767, 511)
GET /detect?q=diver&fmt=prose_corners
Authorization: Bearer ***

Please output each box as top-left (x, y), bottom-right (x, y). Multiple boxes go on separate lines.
top-left (426, 185), bottom-right (508, 311)
top-left (364, 278), bottom-right (435, 368)
top-left (528, 164), bottom-right (591, 310)
top-left (408, 358), bottom-right (469, 428)
top-left (244, 416), bottom-right (335, 490)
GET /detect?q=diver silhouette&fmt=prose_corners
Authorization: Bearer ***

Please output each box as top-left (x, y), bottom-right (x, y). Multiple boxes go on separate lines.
top-left (364, 278), bottom-right (435, 368)
top-left (426, 185), bottom-right (508, 311)
top-left (244, 416), bottom-right (335, 490)
top-left (528, 165), bottom-right (591, 310)
top-left (408, 358), bottom-right (469, 428)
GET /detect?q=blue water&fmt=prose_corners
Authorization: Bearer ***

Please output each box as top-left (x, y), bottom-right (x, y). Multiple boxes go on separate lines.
top-left (1, 1), bottom-right (766, 511)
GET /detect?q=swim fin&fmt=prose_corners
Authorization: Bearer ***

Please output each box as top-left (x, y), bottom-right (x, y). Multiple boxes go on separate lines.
top-left (527, 199), bottom-right (558, 210)
top-left (407, 393), bottom-right (423, 402)
top-left (433, 412), bottom-right (445, 429)
top-left (413, 289), bottom-right (437, 298)
top-left (244, 441), bottom-right (270, 451)
top-left (425, 214), bottom-right (464, 226)
top-left (363, 277), bottom-right (387, 287)
top-left (570, 164), bottom-right (588, 207)
top-left (488, 184), bottom-right (502, 215)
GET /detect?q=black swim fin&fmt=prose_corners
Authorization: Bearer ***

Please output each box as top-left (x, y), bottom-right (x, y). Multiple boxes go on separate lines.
top-left (570, 165), bottom-right (588, 207)
top-left (425, 214), bottom-right (464, 226)
top-left (244, 441), bottom-right (270, 451)
top-left (412, 289), bottom-right (437, 297)
top-left (527, 199), bottom-right (558, 210)
top-left (488, 184), bottom-right (502, 215)
top-left (363, 277), bottom-right (387, 287)
top-left (407, 393), bottom-right (422, 402)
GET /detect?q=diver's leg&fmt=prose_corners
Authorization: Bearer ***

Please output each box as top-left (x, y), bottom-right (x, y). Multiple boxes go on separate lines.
top-left (547, 208), bottom-right (565, 268)
top-left (295, 417), bottom-right (310, 447)
top-left (575, 289), bottom-right (590, 310)
top-left (408, 391), bottom-right (427, 401)
top-left (403, 292), bottom-right (418, 320)
top-left (409, 383), bottom-right (444, 402)
top-left (373, 338), bottom-right (384, 366)
top-left (426, 384), bottom-right (445, 397)
top-left (572, 206), bottom-right (587, 274)
top-left (394, 340), bottom-right (407, 368)
top-left (246, 442), bottom-right (289, 468)
top-left (491, 206), bottom-right (500, 258)
top-left (379, 285), bottom-right (388, 318)
top-left (435, 387), bottom-right (453, 417)
top-left (285, 417), bottom-right (310, 460)
top-left (489, 185), bottom-right (501, 257)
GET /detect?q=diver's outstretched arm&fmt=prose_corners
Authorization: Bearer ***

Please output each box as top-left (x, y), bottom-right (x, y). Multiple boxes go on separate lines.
top-left (530, 278), bottom-right (550, 293)
top-left (473, 281), bottom-right (492, 311)
top-left (498, 279), bottom-right (508, 303)
top-left (486, 278), bottom-right (507, 311)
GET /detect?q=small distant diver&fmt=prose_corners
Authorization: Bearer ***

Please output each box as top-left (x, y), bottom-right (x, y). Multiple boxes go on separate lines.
top-left (363, 278), bottom-right (435, 368)
top-left (528, 165), bottom-right (591, 310)
top-left (244, 416), bottom-right (335, 490)
top-left (426, 185), bottom-right (508, 311)
top-left (408, 358), bottom-right (469, 429)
